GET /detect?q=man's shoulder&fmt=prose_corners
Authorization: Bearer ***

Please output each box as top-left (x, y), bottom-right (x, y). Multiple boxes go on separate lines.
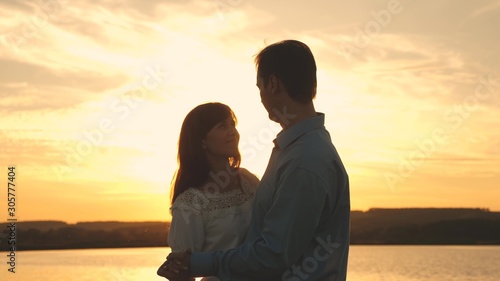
top-left (289, 129), bottom-right (337, 158)
top-left (282, 129), bottom-right (345, 175)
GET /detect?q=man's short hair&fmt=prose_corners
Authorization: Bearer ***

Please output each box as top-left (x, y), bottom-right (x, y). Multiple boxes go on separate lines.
top-left (254, 40), bottom-right (317, 104)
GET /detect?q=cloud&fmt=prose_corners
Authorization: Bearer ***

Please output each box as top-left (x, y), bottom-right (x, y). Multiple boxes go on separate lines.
top-left (466, 0), bottom-right (500, 19)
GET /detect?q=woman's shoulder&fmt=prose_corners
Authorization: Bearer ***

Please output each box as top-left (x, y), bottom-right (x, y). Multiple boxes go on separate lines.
top-left (238, 167), bottom-right (258, 179)
top-left (238, 167), bottom-right (260, 187)
top-left (170, 188), bottom-right (206, 214)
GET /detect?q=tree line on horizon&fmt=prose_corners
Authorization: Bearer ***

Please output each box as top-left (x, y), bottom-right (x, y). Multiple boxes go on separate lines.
top-left (1, 208), bottom-right (499, 251)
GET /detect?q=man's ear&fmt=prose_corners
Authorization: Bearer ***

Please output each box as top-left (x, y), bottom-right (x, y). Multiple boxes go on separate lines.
top-left (269, 74), bottom-right (280, 95)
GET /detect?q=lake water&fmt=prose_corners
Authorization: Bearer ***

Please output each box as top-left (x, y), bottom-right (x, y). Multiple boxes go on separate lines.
top-left (1, 246), bottom-right (499, 280)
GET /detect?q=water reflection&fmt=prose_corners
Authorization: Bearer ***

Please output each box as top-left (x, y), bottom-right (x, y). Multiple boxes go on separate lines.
top-left (2, 246), bottom-right (499, 281)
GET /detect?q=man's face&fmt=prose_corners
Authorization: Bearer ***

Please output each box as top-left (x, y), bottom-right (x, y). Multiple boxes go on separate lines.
top-left (256, 74), bottom-right (274, 121)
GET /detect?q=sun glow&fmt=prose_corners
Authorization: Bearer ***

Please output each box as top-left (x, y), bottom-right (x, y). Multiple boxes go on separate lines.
top-left (1, 0), bottom-right (499, 222)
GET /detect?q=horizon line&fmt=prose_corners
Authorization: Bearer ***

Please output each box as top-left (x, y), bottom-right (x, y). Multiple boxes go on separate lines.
top-left (5, 207), bottom-right (498, 224)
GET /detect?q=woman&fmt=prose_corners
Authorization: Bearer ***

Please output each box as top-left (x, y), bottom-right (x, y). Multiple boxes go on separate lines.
top-left (167, 102), bottom-right (259, 281)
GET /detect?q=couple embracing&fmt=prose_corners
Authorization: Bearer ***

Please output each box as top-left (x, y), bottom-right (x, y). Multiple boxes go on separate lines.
top-left (158, 40), bottom-right (350, 281)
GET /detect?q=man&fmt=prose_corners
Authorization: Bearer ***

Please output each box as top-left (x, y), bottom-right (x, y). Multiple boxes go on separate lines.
top-left (158, 39), bottom-right (350, 281)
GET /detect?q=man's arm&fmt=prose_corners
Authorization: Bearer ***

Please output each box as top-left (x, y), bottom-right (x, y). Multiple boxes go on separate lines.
top-left (191, 167), bottom-right (332, 280)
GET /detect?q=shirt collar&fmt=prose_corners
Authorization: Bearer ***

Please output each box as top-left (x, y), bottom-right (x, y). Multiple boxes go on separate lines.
top-left (273, 112), bottom-right (325, 150)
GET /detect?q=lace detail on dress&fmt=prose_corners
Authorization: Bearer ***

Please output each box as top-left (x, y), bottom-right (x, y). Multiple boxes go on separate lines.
top-left (170, 168), bottom-right (259, 218)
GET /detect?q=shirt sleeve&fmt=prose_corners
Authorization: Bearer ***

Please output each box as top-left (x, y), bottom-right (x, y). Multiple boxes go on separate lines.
top-left (190, 168), bottom-right (330, 279)
top-left (168, 202), bottom-right (205, 253)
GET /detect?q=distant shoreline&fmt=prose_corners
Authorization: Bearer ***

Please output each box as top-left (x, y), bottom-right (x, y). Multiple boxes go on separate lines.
top-left (2, 243), bottom-right (500, 253)
top-left (2, 208), bottom-right (499, 251)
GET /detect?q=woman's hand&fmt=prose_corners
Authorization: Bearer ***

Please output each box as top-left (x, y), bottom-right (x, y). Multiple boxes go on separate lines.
top-left (157, 249), bottom-right (192, 281)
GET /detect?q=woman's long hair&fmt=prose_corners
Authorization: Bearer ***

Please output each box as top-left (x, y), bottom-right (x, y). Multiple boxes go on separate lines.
top-left (170, 102), bottom-right (241, 204)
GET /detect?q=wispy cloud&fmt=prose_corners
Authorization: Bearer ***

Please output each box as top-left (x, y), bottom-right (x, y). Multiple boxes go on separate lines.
top-left (467, 0), bottom-right (500, 19)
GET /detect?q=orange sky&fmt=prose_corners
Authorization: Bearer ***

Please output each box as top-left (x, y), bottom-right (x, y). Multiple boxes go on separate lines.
top-left (1, 0), bottom-right (499, 223)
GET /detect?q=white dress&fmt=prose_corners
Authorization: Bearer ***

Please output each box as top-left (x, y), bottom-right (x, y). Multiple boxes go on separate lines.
top-left (168, 168), bottom-right (259, 281)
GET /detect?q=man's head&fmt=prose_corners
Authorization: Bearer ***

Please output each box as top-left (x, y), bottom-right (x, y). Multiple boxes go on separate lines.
top-left (254, 40), bottom-right (317, 103)
top-left (254, 40), bottom-right (317, 124)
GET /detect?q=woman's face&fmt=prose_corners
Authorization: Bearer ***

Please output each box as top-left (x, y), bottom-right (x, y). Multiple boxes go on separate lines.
top-left (202, 116), bottom-right (240, 158)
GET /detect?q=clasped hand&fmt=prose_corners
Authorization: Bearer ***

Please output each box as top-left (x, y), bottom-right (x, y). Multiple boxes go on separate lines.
top-left (157, 249), bottom-right (192, 281)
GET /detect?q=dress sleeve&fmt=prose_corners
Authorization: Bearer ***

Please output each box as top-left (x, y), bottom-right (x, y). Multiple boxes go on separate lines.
top-left (168, 196), bottom-right (205, 253)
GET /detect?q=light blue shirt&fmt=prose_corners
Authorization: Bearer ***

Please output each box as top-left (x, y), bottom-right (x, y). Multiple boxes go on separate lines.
top-left (191, 113), bottom-right (350, 281)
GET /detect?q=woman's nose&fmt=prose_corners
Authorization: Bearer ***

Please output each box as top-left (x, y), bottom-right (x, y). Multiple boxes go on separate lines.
top-left (230, 126), bottom-right (238, 136)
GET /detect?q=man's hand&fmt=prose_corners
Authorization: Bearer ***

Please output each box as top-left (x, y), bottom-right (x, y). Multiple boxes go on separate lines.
top-left (157, 249), bottom-right (192, 280)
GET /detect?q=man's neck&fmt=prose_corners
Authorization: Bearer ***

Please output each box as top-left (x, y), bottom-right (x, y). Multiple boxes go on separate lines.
top-left (280, 103), bottom-right (317, 131)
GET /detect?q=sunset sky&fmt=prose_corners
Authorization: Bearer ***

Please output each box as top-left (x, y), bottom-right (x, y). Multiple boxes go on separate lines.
top-left (1, 0), bottom-right (499, 223)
